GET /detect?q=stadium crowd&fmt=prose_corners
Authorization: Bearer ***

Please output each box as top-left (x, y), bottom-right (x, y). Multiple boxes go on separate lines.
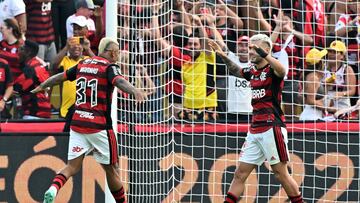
top-left (0, 0), bottom-right (359, 123)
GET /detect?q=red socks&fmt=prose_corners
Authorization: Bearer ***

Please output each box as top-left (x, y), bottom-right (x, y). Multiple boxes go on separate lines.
top-left (51, 173), bottom-right (67, 191)
top-left (111, 187), bottom-right (126, 203)
top-left (289, 193), bottom-right (304, 203)
top-left (224, 192), bottom-right (238, 203)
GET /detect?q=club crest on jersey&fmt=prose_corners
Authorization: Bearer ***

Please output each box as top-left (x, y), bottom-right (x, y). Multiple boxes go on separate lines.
top-left (260, 72), bottom-right (267, 81)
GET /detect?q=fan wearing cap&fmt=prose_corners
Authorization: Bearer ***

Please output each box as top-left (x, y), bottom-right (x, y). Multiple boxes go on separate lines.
top-left (32, 37), bottom-right (147, 203)
top-left (209, 34), bottom-right (303, 203)
top-left (324, 40), bottom-right (356, 113)
top-left (212, 35), bottom-right (252, 121)
top-left (299, 48), bottom-right (327, 121)
top-left (66, 0), bottom-right (103, 38)
top-left (67, 15), bottom-right (95, 56)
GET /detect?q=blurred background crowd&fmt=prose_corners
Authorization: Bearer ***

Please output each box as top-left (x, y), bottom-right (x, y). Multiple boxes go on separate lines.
top-left (0, 0), bottom-right (359, 124)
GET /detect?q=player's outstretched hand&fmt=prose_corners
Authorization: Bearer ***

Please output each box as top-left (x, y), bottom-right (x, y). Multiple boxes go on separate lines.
top-left (208, 40), bottom-right (225, 55)
top-left (31, 85), bottom-right (44, 94)
top-left (134, 89), bottom-right (148, 103)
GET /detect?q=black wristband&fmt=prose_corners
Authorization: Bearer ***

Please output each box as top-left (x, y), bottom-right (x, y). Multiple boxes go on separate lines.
top-left (254, 47), bottom-right (268, 58)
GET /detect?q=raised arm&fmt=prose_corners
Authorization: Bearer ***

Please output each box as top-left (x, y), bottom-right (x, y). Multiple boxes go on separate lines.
top-left (192, 15), bottom-right (211, 54)
top-left (202, 10), bottom-right (227, 50)
top-left (177, 0), bottom-right (192, 35)
top-left (51, 38), bottom-right (72, 75)
top-left (270, 12), bottom-right (283, 44)
top-left (93, 6), bottom-right (104, 37)
top-left (150, 0), bottom-right (171, 57)
top-left (217, 0), bottom-right (243, 30)
top-left (251, 44), bottom-right (286, 78)
top-left (208, 40), bottom-right (244, 78)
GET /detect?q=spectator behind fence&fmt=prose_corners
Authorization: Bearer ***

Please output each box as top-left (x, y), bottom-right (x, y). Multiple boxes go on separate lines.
top-left (204, 0), bottom-right (243, 120)
top-left (0, 0), bottom-right (26, 41)
top-left (25, 0), bottom-right (57, 64)
top-left (215, 0), bottom-right (243, 53)
top-left (14, 40), bottom-right (51, 119)
top-left (0, 58), bottom-right (13, 119)
top-left (181, 15), bottom-right (217, 121)
top-left (292, 0), bottom-right (325, 50)
top-left (334, 4), bottom-right (360, 66)
top-left (0, 18), bottom-right (23, 81)
top-left (324, 40), bottom-right (356, 114)
top-left (130, 4), bottom-right (165, 123)
top-left (334, 3), bottom-right (360, 104)
top-left (211, 34), bottom-right (252, 122)
top-left (227, 36), bottom-right (252, 121)
top-left (300, 48), bottom-right (327, 121)
top-left (271, 12), bottom-right (313, 120)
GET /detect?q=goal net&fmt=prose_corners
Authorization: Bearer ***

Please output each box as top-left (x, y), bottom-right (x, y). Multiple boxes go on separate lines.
top-left (114, 0), bottom-right (360, 202)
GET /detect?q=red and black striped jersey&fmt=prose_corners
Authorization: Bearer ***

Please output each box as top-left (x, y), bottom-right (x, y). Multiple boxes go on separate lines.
top-left (0, 40), bottom-right (23, 80)
top-left (14, 57), bottom-right (51, 118)
top-left (0, 58), bottom-right (13, 99)
top-left (65, 56), bottom-right (123, 134)
top-left (24, 0), bottom-right (55, 44)
top-left (241, 64), bottom-right (286, 134)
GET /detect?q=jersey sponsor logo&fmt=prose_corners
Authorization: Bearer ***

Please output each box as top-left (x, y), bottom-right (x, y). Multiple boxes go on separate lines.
top-left (79, 67), bottom-right (99, 74)
top-left (252, 89), bottom-right (266, 99)
top-left (82, 58), bottom-right (108, 65)
top-left (75, 110), bottom-right (95, 119)
top-left (72, 146), bottom-right (84, 153)
top-left (82, 59), bottom-right (92, 64)
top-left (234, 78), bottom-right (250, 88)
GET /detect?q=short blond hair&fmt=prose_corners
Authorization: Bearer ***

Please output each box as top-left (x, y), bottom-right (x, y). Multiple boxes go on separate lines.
top-left (98, 37), bottom-right (119, 54)
top-left (250, 34), bottom-right (272, 50)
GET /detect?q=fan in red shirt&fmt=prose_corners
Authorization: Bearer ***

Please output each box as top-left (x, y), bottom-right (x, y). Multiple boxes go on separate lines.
top-left (0, 58), bottom-right (13, 119)
top-left (0, 18), bottom-right (23, 81)
top-left (32, 37), bottom-right (147, 203)
top-left (209, 34), bottom-right (303, 203)
top-left (14, 40), bottom-right (51, 119)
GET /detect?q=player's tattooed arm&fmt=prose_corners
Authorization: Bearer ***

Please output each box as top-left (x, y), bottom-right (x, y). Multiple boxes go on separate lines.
top-left (219, 55), bottom-right (243, 78)
top-left (114, 77), bottom-right (147, 102)
top-left (31, 73), bottom-right (66, 93)
top-left (208, 40), bottom-right (243, 78)
top-left (114, 77), bottom-right (137, 95)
